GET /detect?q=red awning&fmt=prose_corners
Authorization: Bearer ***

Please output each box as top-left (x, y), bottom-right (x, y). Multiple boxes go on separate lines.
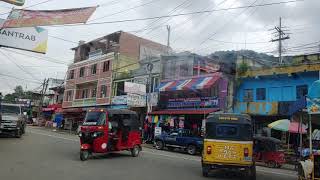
top-left (149, 108), bottom-right (219, 115)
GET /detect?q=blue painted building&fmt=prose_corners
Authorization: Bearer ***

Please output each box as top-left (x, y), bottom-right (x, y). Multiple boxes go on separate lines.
top-left (235, 62), bottom-right (320, 132)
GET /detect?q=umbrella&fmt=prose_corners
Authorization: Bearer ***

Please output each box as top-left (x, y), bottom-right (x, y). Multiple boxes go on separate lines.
top-left (268, 119), bottom-right (307, 134)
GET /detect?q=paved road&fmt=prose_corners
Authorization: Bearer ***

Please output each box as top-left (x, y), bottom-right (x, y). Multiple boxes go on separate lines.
top-left (0, 126), bottom-right (297, 180)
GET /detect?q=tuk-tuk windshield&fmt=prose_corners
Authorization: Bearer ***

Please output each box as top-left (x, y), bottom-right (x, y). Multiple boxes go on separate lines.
top-left (83, 112), bottom-right (106, 126)
top-left (206, 123), bottom-right (252, 141)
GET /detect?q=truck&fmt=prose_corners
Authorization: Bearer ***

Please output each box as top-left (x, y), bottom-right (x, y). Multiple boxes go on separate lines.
top-left (154, 129), bottom-right (203, 155)
top-left (0, 103), bottom-right (26, 138)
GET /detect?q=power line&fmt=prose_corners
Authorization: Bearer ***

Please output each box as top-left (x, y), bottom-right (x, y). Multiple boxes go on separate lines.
top-left (172, 0), bottom-right (230, 44)
top-left (0, 0), bottom-right (56, 16)
top-left (89, 0), bottom-right (157, 22)
top-left (208, 39), bottom-right (270, 44)
top-left (0, 72), bottom-right (42, 84)
top-left (28, 0), bottom-right (303, 28)
top-left (142, 0), bottom-right (192, 36)
top-left (0, 49), bottom-right (40, 81)
top-left (1, 48), bottom-right (70, 65)
top-left (49, 35), bottom-right (78, 44)
top-left (196, 0), bottom-right (260, 51)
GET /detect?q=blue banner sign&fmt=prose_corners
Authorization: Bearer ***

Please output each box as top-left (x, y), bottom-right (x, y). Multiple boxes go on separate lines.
top-left (167, 97), bottom-right (219, 109)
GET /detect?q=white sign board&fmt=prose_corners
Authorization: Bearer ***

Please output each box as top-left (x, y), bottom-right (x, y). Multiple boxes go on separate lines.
top-left (111, 95), bottom-right (127, 105)
top-left (154, 127), bottom-right (162, 137)
top-left (0, 19), bottom-right (48, 54)
top-left (127, 93), bottom-right (146, 107)
top-left (124, 82), bottom-right (146, 95)
top-left (149, 92), bottom-right (159, 106)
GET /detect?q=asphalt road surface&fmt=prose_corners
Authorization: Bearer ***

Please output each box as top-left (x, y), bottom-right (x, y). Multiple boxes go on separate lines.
top-left (0, 126), bottom-right (297, 180)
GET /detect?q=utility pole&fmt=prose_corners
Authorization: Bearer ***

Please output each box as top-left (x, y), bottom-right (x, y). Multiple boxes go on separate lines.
top-left (37, 78), bottom-right (49, 122)
top-left (271, 17), bottom-right (290, 64)
top-left (166, 25), bottom-right (171, 54)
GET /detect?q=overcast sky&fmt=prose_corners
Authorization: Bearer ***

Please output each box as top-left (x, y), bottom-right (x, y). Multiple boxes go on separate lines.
top-left (0, 0), bottom-right (319, 94)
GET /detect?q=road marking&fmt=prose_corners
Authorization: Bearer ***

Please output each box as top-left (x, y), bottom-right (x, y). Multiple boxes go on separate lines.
top-left (29, 130), bottom-right (78, 142)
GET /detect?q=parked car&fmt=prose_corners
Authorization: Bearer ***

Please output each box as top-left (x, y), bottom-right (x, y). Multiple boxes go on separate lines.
top-left (0, 113), bottom-right (26, 138)
top-left (154, 129), bottom-right (203, 155)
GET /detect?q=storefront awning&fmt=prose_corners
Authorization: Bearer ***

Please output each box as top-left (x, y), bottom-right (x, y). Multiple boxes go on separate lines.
top-left (158, 73), bottom-right (221, 92)
top-left (149, 108), bottom-right (219, 115)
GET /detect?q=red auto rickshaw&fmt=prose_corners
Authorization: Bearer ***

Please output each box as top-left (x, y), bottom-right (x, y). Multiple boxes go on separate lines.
top-left (253, 136), bottom-right (286, 168)
top-left (79, 108), bottom-right (142, 161)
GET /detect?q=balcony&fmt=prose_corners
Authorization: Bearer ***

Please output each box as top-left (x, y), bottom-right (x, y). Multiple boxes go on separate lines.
top-left (72, 98), bottom-right (96, 107)
top-left (234, 102), bottom-right (278, 115)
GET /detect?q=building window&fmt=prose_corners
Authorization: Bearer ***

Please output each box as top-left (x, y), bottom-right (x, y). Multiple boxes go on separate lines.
top-left (92, 87), bottom-right (97, 98)
top-left (79, 67), bottom-right (85, 77)
top-left (91, 64), bottom-right (97, 75)
top-left (244, 89), bottom-right (253, 102)
top-left (81, 89), bottom-right (89, 99)
top-left (256, 88), bottom-right (266, 100)
top-left (103, 61), bottom-right (110, 72)
top-left (100, 85), bottom-right (107, 98)
top-left (66, 91), bottom-right (73, 101)
top-left (296, 85), bottom-right (308, 99)
top-left (68, 70), bottom-right (74, 79)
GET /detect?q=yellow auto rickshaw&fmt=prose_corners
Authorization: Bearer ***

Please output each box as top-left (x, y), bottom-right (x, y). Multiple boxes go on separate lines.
top-left (201, 113), bottom-right (256, 179)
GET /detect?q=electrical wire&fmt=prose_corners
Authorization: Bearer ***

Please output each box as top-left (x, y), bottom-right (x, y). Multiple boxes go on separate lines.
top-left (0, 72), bottom-right (42, 84)
top-left (0, 0), bottom-right (56, 16)
top-left (89, 0), bottom-right (158, 22)
top-left (0, 49), bottom-right (41, 81)
top-left (196, 0), bottom-right (260, 51)
top-left (23, 0), bottom-right (303, 28)
top-left (1, 48), bottom-right (71, 65)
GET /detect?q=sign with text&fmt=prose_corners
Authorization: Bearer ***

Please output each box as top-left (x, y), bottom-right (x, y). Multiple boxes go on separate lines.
top-left (127, 93), bottom-right (146, 107)
top-left (2, 6), bottom-right (97, 28)
top-left (124, 82), bottom-right (146, 95)
top-left (0, 19), bottom-right (48, 53)
top-left (154, 127), bottom-right (162, 137)
top-left (111, 95), bottom-right (127, 105)
top-left (167, 97), bottom-right (219, 109)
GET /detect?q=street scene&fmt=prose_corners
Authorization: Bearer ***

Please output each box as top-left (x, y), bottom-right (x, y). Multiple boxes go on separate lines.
top-left (0, 127), bottom-right (296, 180)
top-left (0, 0), bottom-right (319, 180)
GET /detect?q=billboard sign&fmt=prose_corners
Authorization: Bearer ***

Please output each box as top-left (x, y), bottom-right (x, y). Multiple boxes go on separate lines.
top-left (111, 95), bottom-right (127, 105)
top-left (2, 6), bottom-right (97, 28)
top-left (124, 82), bottom-right (146, 95)
top-left (167, 97), bottom-right (219, 109)
top-left (127, 93), bottom-right (146, 107)
top-left (307, 80), bottom-right (320, 114)
top-left (1, 0), bottom-right (25, 6)
top-left (0, 19), bottom-right (48, 53)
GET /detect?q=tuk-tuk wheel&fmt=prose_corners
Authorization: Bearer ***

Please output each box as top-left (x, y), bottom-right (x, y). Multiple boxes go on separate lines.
top-left (246, 166), bottom-right (256, 180)
top-left (267, 161), bottom-right (277, 168)
top-left (131, 145), bottom-right (140, 157)
top-left (202, 165), bottom-right (210, 177)
top-left (80, 150), bottom-right (89, 161)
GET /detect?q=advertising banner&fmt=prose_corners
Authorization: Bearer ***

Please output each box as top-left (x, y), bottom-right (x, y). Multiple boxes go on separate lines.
top-left (124, 82), bottom-right (146, 95)
top-left (167, 97), bottom-right (219, 109)
top-left (111, 95), bottom-right (127, 105)
top-left (1, 0), bottom-right (24, 6)
top-left (0, 19), bottom-right (48, 53)
top-left (127, 93), bottom-right (146, 107)
top-left (2, 6), bottom-right (97, 28)
top-left (307, 80), bottom-right (320, 114)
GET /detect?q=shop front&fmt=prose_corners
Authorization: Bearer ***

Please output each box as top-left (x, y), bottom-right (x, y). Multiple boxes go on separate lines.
top-left (146, 73), bottom-right (228, 141)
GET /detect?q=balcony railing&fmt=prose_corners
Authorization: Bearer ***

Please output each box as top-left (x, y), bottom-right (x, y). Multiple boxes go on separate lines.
top-left (72, 98), bottom-right (96, 107)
